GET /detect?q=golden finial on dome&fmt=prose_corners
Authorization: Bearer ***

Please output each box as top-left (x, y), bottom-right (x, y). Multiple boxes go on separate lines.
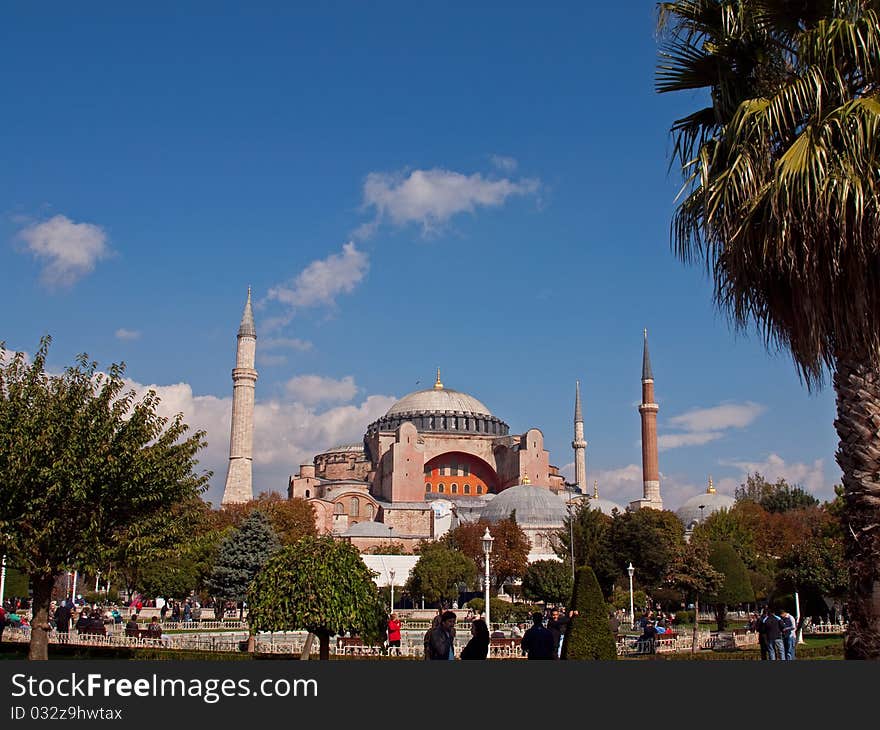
top-left (593, 480), bottom-right (599, 498)
top-left (434, 368), bottom-right (443, 389)
top-left (707, 475), bottom-right (715, 494)
top-left (522, 475), bottom-right (531, 485)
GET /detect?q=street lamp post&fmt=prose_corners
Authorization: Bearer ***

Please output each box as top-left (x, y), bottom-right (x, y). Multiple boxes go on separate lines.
top-left (482, 527), bottom-right (494, 630)
top-left (389, 569), bottom-right (395, 612)
top-left (0, 554), bottom-right (7, 605)
top-left (698, 504), bottom-right (706, 523)
top-left (627, 562), bottom-right (635, 629)
top-left (95, 570), bottom-right (101, 593)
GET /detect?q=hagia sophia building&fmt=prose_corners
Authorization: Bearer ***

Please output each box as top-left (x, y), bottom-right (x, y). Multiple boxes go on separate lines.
top-left (220, 290), bottom-right (715, 560)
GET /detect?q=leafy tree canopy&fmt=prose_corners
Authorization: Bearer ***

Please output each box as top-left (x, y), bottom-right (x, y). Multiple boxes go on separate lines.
top-left (561, 566), bottom-right (616, 660)
top-left (0, 337), bottom-right (209, 659)
top-left (554, 500), bottom-right (617, 596)
top-left (735, 472), bottom-right (819, 513)
top-left (607, 509), bottom-right (685, 592)
top-left (216, 491), bottom-right (316, 545)
top-left (441, 518), bottom-right (530, 590)
top-left (521, 559), bottom-right (573, 606)
top-left (248, 536), bottom-right (386, 659)
top-left (405, 540), bottom-right (476, 607)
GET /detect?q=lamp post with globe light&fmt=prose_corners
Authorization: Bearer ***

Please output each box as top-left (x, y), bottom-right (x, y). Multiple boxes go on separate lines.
top-left (482, 527), bottom-right (494, 630)
top-left (389, 569), bottom-right (395, 613)
top-left (627, 562), bottom-right (635, 629)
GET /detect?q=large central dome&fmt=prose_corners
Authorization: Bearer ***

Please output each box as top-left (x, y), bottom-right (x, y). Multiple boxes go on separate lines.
top-left (386, 387), bottom-right (493, 417)
top-left (365, 372), bottom-right (508, 437)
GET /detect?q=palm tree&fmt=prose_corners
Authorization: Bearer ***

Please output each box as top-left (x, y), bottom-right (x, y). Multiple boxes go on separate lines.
top-left (656, 0), bottom-right (880, 659)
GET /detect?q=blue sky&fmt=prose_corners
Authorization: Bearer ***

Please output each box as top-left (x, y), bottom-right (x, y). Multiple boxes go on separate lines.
top-left (1, 2), bottom-right (839, 510)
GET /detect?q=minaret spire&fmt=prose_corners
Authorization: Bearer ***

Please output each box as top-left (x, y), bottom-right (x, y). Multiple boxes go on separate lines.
top-left (434, 368), bottom-right (443, 389)
top-left (572, 379), bottom-right (587, 493)
top-left (222, 288), bottom-right (259, 506)
top-left (633, 329), bottom-right (662, 510)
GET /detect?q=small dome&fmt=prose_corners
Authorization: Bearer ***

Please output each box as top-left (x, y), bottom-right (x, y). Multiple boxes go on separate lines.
top-left (676, 487), bottom-right (735, 528)
top-left (481, 485), bottom-right (567, 526)
top-left (342, 521), bottom-right (395, 538)
top-left (573, 495), bottom-right (623, 517)
top-left (385, 387), bottom-right (493, 417)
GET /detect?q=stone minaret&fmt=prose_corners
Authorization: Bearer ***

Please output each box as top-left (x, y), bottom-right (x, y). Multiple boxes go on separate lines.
top-left (221, 288), bottom-right (258, 506)
top-left (572, 380), bottom-right (587, 493)
top-left (633, 329), bottom-right (662, 510)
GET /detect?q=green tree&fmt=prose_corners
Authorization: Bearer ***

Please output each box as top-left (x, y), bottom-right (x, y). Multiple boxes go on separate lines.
top-left (561, 566), bottom-right (617, 660)
top-left (405, 541), bottom-right (476, 608)
top-left (706, 542), bottom-right (755, 630)
top-left (555, 501), bottom-right (617, 595)
top-left (607, 509), bottom-right (685, 592)
top-left (442, 518), bottom-right (530, 591)
top-left (219, 491), bottom-right (316, 545)
top-left (247, 536), bottom-right (386, 660)
top-left (521, 559), bottom-right (573, 606)
top-left (665, 542), bottom-right (723, 653)
top-left (206, 510), bottom-right (280, 614)
top-left (735, 472), bottom-right (819, 513)
top-left (657, 0), bottom-right (880, 658)
top-left (0, 338), bottom-right (209, 660)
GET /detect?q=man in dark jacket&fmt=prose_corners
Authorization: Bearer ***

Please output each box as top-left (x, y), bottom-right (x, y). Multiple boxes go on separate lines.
top-left (761, 608), bottom-right (786, 660)
top-left (426, 610), bottom-right (456, 660)
top-left (54, 600), bottom-right (72, 635)
top-left (521, 612), bottom-right (556, 660)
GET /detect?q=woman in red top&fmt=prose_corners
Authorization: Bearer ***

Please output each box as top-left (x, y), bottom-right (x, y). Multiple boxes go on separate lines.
top-left (387, 613), bottom-right (402, 656)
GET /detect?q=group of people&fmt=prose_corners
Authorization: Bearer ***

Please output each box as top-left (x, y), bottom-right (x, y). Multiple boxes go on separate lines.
top-left (751, 607), bottom-right (799, 660)
top-left (418, 606), bottom-right (577, 660)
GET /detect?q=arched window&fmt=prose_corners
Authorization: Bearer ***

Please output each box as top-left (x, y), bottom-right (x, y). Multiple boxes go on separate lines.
top-left (334, 502), bottom-right (344, 514)
top-left (477, 486), bottom-right (483, 494)
top-left (438, 483), bottom-right (445, 493)
top-left (451, 483), bottom-right (458, 493)
top-left (350, 497), bottom-right (359, 516)
top-left (367, 504), bottom-right (374, 518)
top-left (464, 484), bottom-right (471, 494)
top-left (425, 483), bottom-right (432, 492)
top-left (304, 489), bottom-right (310, 498)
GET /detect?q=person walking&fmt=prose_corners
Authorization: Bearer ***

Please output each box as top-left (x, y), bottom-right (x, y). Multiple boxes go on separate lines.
top-left (459, 618), bottom-right (490, 660)
top-left (54, 599), bottom-right (72, 635)
top-left (426, 610), bottom-right (457, 660)
top-left (521, 612), bottom-right (556, 660)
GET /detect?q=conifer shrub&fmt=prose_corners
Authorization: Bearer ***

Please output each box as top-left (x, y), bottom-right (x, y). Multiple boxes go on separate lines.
top-left (561, 566), bottom-right (617, 660)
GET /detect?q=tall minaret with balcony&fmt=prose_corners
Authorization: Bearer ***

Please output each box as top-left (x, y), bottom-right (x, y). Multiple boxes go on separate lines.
top-left (632, 329), bottom-right (663, 510)
top-left (221, 288), bottom-right (258, 506)
top-left (572, 380), bottom-right (587, 493)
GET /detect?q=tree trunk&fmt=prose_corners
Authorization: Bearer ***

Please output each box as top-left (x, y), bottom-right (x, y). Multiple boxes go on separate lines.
top-left (28, 573), bottom-right (56, 661)
top-left (317, 630), bottom-right (330, 660)
top-left (715, 604), bottom-right (727, 632)
top-left (833, 353), bottom-right (880, 659)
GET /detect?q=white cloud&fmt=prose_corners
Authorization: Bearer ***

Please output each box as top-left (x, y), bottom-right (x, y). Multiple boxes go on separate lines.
top-left (285, 374), bottom-right (357, 406)
top-left (592, 464), bottom-right (643, 505)
top-left (490, 154), bottom-right (518, 172)
top-left (262, 337), bottom-right (313, 352)
top-left (657, 431), bottom-right (724, 450)
top-left (659, 401), bottom-right (764, 451)
top-left (18, 214), bottom-right (110, 287)
top-left (716, 453), bottom-right (830, 501)
top-left (667, 402), bottom-right (765, 432)
top-left (256, 354), bottom-right (288, 367)
top-left (114, 328), bottom-right (141, 341)
top-left (124, 375), bottom-right (396, 507)
top-left (266, 241), bottom-right (368, 311)
top-left (361, 167), bottom-right (540, 233)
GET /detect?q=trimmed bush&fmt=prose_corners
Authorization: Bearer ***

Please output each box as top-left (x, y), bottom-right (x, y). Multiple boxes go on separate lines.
top-left (561, 566), bottom-right (617, 660)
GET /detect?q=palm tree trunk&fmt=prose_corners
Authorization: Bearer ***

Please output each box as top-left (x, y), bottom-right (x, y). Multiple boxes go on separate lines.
top-left (27, 573), bottom-right (56, 661)
top-left (833, 352), bottom-right (880, 659)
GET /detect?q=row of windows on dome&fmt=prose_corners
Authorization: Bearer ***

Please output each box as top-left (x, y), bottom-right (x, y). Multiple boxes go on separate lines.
top-left (425, 483), bottom-right (484, 495)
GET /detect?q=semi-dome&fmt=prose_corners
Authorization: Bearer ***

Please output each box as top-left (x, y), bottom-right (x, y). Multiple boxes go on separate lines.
top-left (481, 484), bottom-right (568, 526)
top-left (676, 477), bottom-right (735, 529)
